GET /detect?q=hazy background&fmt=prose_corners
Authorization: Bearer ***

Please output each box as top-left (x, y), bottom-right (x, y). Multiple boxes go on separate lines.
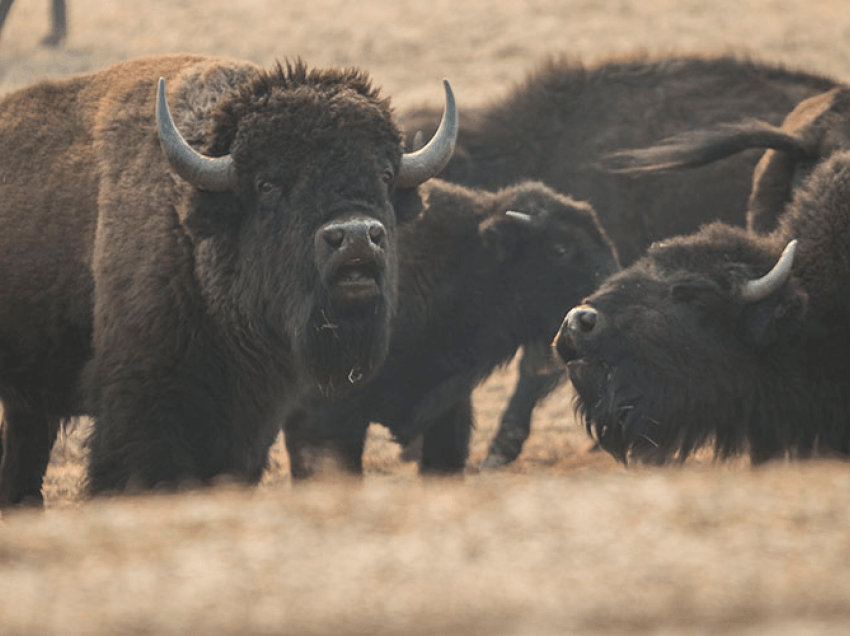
top-left (1, 1), bottom-right (850, 634)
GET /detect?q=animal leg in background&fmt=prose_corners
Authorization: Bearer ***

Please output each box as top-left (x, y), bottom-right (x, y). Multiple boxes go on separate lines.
top-left (419, 396), bottom-right (474, 474)
top-left (482, 342), bottom-right (565, 468)
top-left (0, 406), bottom-right (61, 506)
top-left (284, 407), bottom-right (370, 480)
top-left (0, 0), bottom-right (67, 46)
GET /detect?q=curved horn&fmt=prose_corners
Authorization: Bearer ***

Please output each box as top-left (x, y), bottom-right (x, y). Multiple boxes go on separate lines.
top-left (411, 130), bottom-right (425, 152)
top-left (156, 78), bottom-right (237, 192)
top-left (505, 210), bottom-right (534, 224)
top-left (396, 79), bottom-right (458, 188)
top-left (740, 239), bottom-right (798, 303)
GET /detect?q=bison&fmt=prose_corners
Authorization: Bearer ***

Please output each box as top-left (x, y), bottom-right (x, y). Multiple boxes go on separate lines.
top-left (0, 53), bottom-right (457, 505)
top-left (402, 52), bottom-right (843, 467)
top-left (283, 179), bottom-right (618, 478)
top-left (0, 0), bottom-right (66, 46)
top-left (554, 149), bottom-right (850, 464)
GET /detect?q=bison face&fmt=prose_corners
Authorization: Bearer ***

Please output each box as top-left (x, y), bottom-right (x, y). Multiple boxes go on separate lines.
top-left (478, 183), bottom-right (619, 353)
top-left (554, 226), bottom-right (805, 463)
top-left (158, 66), bottom-right (457, 399)
top-left (186, 136), bottom-right (402, 400)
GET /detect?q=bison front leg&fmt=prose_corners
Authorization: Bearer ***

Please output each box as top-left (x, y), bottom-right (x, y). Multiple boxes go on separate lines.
top-left (419, 396), bottom-right (473, 475)
top-left (0, 406), bottom-right (60, 507)
top-left (283, 406), bottom-right (369, 480)
top-left (482, 343), bottom-right (565, 469)
top-left (40, 0), bottom-right (67, 47)
top-left (84, 361), bottom-right (278, 495)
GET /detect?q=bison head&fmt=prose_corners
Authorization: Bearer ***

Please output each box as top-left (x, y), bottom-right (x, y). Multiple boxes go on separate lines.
top-left (156, 61), bottom-right (457, 397)
top-left (473, 181), bottom-right (620, 352)
top-left (554, 224), bottom-right (806, 463)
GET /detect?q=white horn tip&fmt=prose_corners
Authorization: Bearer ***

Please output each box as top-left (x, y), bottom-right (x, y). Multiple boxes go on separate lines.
top-left (505, 210), bottom-right (533, 224)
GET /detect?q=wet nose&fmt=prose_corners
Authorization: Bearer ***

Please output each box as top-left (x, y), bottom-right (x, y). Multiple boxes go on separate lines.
top-left (553, 304), bottom-right (598, 363)
top-left (320, 218), bottom-right (386, 252)
top-left (566, 304), bottom-right (598, 335)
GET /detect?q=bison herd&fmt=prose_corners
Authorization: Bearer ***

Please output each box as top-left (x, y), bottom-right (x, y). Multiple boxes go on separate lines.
top-left (0, 48), bottom-right (848, 506)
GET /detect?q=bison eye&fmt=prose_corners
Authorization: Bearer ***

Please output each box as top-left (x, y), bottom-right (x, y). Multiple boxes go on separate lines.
top-left (553, 244), bottom-right (574, 260)
top-left (258, 180), bottom-right (276, 195)
top-left (380, 169), bottom-right (394, 186)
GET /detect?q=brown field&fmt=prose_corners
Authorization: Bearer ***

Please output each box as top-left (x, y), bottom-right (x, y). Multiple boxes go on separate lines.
top-left (1, 0), bottom-right (850, 634)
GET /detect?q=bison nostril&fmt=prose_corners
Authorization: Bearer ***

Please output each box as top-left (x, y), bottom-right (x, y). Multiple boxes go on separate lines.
top-left (578, 309), bottom-right (596, 332)
top-left (323, 227), bottom-right (345, 250)
top-left (368, 223), bottom-right (385, 246)
top-left (567, 305), bottom-right (598, 335)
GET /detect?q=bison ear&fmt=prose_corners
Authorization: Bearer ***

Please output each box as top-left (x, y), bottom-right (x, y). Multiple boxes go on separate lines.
top-left (479, 211), bottom-right (534, 262)
top-left (741, 285), bottom-right (807, 347)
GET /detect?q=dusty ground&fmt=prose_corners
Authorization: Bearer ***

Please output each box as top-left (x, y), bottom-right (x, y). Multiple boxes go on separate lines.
top-left (1, 0), bottom-right (850, 634)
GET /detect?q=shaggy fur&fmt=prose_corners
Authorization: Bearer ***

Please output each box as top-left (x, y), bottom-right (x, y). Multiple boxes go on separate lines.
top-left (0, 54), bottom-right (423, 504)
top-left (401, 52), bottom-right (841, 466)
top-left (556, 151), bottom-right (850, 464)
top-left (283, 179), bottom-right (618, 477)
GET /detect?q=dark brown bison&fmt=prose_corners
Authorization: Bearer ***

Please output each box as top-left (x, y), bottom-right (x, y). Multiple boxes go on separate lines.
top-left (402, 52), bottom-right (842, 467)
top-left (0, 0), bottom-right (66, 46)
top-left (283, 179), bottom-right (618, 478)
top-left (554, 149), bottom-right (850, 464)
top-left (0, 54), bottom-right (457, 505)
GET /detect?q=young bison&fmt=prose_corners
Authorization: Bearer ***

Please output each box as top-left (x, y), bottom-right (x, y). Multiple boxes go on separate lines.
top-left (284, 179), bottom-right (618, 477)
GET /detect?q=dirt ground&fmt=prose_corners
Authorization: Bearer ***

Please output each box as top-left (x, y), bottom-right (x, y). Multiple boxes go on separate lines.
top-left (1, 0), bottom-right (850, 634)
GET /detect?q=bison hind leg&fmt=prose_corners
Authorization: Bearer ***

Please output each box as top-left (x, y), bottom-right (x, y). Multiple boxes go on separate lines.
top-left (482, 344), bottom-right (566, 469)
top-left (0, 406), bottom-right (61, 507)
top-left (419, 396), bottom-right (474, 475)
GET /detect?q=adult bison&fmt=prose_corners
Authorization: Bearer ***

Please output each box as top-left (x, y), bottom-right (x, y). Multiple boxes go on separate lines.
top-left (402, 52), bottom-right (842, 467)
top-left (554, 150), bottom-right (850, 464)
top-left (0, 53), bottom-right (457, 505)
top-left (284, 179), bottom-right (618, 478)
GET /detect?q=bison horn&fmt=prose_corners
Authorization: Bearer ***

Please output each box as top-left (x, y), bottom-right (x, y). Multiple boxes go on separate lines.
top-left (396, 79), bottom-right (458, 188)
top-left (740, 239), bottom-right (798, 302)
top-left (156, 78), bottom-right (237, 192)
top-left (505, 210), bottom-right (534, 224)
top-left (411, 130), bottom-right (425, 152)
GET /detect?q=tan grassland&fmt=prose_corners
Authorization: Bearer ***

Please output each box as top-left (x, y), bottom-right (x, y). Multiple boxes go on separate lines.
top-left (1, 1), bottom-right (850, 634)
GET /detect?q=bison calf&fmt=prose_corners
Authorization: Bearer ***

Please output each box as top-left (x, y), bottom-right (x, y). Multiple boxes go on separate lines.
top-left (555, 150), bottom-right (850, 464)
top-left (0, 54), bottom-right (457, 504)
top-left (284, 179), bottom-right (618, 478)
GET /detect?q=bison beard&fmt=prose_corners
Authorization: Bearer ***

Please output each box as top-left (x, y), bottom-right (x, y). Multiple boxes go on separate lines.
top-left (567, 358), bottom-right (752, 464)
top-left (300, 294), bottom-right (391, 397)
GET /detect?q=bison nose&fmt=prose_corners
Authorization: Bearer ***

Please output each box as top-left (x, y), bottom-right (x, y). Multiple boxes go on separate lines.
top-left (321, 218), bottom-right (386, 252)
top-left (566, 305), bottom-right (598, 335)
top-left (553, 305), bottom-right (599, 363)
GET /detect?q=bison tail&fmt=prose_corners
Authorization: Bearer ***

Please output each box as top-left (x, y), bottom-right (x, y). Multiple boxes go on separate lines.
top-left (598, 120), bottom-right (814, 175)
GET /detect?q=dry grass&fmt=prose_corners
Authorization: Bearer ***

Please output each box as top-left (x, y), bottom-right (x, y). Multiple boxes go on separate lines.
top-left (1, 0), bottom-right (850, 634)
